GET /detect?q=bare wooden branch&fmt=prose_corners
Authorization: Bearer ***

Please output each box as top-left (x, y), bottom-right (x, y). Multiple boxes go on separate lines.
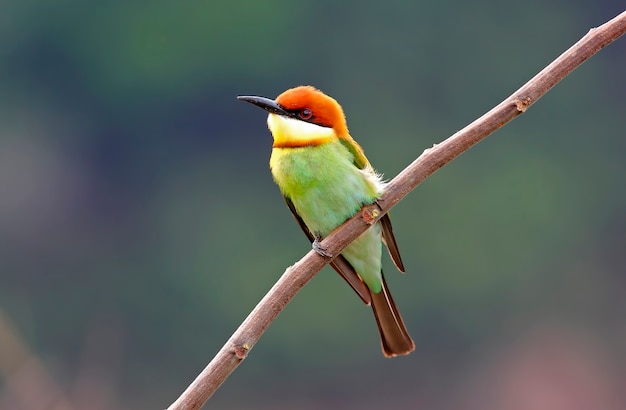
top-left (167, 10), bottom-right (626, 410)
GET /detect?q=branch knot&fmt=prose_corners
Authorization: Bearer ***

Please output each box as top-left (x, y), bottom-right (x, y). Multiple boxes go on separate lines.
top-left (233, 343), bottom-right (250, 360)
top-left (362, 205), bottom-right (380, 225)
top-left (514, 97), bottom-right (532, 112)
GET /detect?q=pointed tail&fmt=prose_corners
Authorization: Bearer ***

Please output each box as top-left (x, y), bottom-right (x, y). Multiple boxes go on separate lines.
top-left (370, 275), bottom-right (415, 357)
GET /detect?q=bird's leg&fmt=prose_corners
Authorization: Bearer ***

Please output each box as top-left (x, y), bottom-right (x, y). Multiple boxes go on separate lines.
top-left (312, 234), bottom-right (333, 258)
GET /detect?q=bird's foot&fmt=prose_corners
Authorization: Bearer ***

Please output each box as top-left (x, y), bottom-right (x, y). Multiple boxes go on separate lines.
top-left (312, 235), bottom-right (333, 258)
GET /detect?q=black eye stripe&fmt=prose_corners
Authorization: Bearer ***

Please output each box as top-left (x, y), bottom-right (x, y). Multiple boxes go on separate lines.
top-left (285, 108), bottom-right (332, 128)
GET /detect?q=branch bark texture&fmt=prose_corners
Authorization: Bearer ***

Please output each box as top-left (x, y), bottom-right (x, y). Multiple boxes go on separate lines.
top-left (168, 10), bottom-right (626, 410)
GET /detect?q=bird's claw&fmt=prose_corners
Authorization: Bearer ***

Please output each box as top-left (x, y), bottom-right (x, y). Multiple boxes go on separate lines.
top-left (312, 235), bottom-right (333, 258)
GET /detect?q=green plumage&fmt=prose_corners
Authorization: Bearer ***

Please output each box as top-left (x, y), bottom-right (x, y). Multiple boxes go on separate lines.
top-left (238, 86), bottom-right (414, 356)
top-left (270, 139), bottom-right (384, 292)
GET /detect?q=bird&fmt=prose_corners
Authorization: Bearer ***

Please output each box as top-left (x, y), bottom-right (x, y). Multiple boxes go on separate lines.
top-left (238, 85), bottom-right (414, 357)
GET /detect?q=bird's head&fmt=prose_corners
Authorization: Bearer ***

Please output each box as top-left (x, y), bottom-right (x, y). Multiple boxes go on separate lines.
top-left (238, 86), bottom-right (349, 148)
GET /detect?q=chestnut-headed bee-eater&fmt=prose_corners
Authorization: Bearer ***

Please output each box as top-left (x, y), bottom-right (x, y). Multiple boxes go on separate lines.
top-left (238, 86), bottom-right (415, 357)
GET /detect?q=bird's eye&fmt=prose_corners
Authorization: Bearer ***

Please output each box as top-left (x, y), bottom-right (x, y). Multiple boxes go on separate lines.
top-left (298, 108), bottom-right (313, 120)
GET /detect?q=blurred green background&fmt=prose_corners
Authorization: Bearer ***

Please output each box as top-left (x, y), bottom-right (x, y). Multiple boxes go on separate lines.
top-left (1, 1), bottom-right (625, 409)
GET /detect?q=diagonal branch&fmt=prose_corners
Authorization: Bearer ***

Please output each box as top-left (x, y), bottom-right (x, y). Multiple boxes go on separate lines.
top-left (168, 10), bottom-right (626, 410)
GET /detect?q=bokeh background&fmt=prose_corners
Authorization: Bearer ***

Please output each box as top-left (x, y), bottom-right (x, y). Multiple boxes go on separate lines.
top-left (1, 2), bottom-right (625, 409)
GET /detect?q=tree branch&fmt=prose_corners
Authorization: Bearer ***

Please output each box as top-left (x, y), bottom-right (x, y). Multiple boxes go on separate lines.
top-left (167, 10), bottom-right (626, 410)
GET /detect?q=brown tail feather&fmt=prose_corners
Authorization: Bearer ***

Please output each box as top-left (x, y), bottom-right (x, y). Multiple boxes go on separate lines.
top-left (370, 275), bottom-right (415, 357)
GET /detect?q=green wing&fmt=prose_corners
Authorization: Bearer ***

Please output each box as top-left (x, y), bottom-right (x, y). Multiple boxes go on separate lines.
top-left (339, 137), bottom-right (369, 169)
top-left (339, 137), bottom-right (406, 274)
top-left (283, 195), bottom-right (371, 305)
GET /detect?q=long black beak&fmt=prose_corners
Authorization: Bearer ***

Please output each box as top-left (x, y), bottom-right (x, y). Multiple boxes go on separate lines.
top-left (237, 95), bottom-right (289, 116)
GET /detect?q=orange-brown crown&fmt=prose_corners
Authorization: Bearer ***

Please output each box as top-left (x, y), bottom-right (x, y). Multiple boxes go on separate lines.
top-left (275, 86), bottom-right (349, 137)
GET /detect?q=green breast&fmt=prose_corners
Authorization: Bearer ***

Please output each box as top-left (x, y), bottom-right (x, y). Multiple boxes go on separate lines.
top-left (270, 140), bottom-right (379, 236)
